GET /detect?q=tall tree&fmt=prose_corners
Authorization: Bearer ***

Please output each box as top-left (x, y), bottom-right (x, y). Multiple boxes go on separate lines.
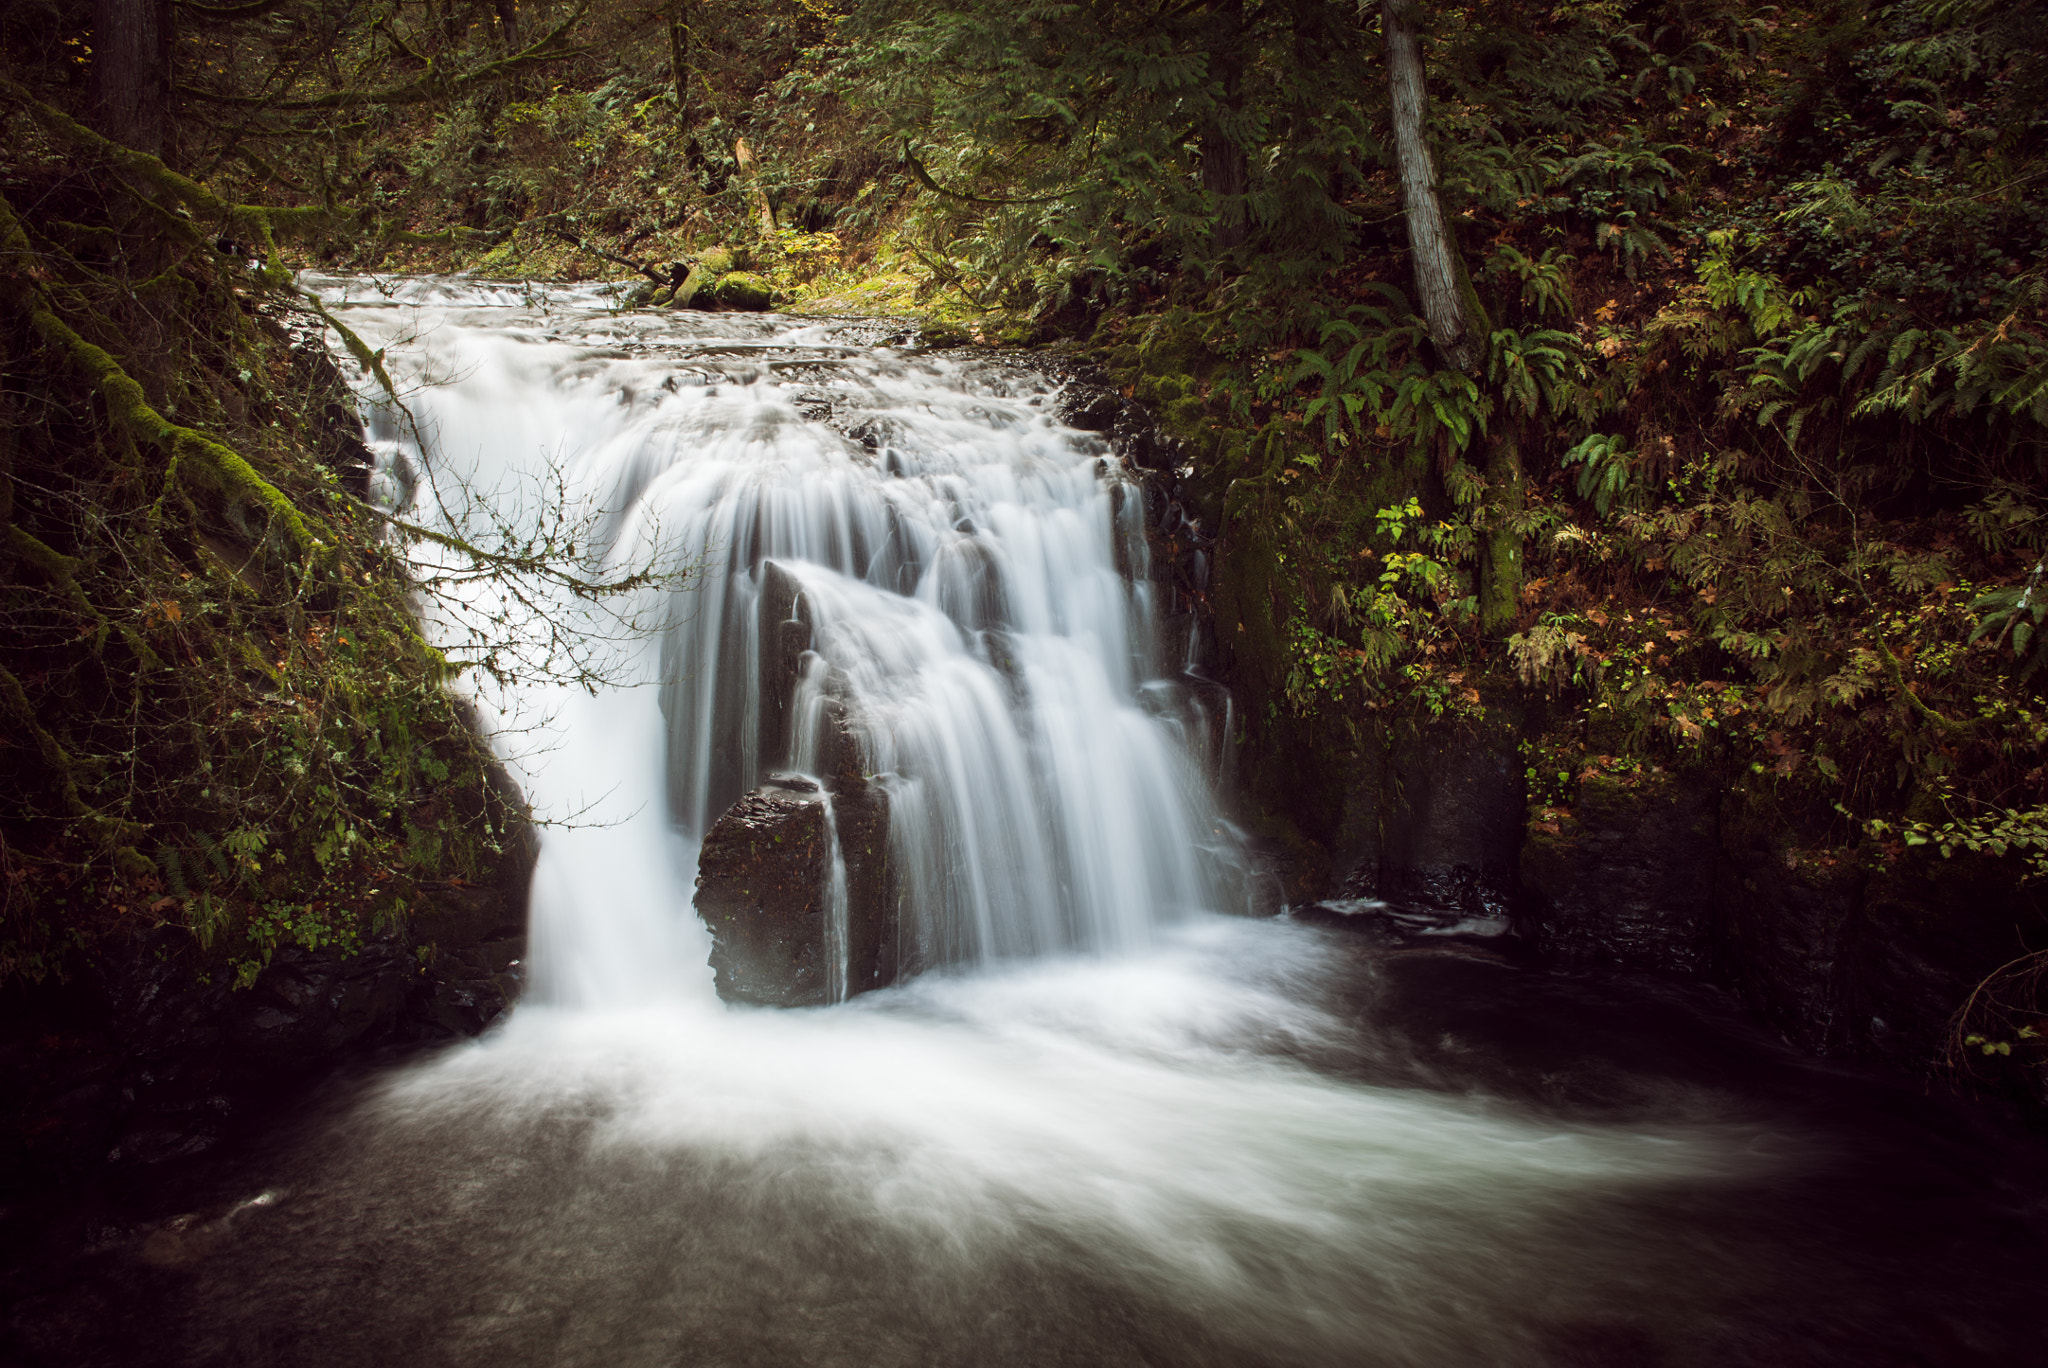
top-left (667, 0), bottom-right (690, 125)
top-left (1200, 0), bottom-right (1247, 253)
top-left (92, 0), bottom-right (173, 159)
top-left (1381, 0), bottom-right (1479, 373)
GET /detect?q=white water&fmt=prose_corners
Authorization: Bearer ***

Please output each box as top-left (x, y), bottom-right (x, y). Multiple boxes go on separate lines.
top-left (303, 276), bottom-right (1775, 1365)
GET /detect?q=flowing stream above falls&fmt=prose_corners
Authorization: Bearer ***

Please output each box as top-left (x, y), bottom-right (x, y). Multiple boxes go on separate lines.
top-left (8, 277), bottom-right (2038, 1368)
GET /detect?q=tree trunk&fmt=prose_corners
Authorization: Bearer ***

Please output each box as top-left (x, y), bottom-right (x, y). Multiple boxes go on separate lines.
top-left (1480, 427), bottom-right (1525, 633)
top-left (1200, 0), bottom-right (1247, 253)
top-left (494, 0), bottom-right (521, 53)
top-left (1382, 0), bottom-right (1478, 373)
top-left (733, 137), bottom-right (777, 235)
top-left (667, 0), bottom-right (691, 126)
top-left (92, 0), bottom-right (173, 160)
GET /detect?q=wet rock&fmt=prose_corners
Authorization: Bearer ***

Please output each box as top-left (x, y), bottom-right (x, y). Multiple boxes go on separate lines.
top-left (227, 942), bottom-right (421, 1068)
top-left (834, 779), bottom-right (899, 994)
top-left (696, 787), bottom-right (832, 1007)
top-left (1521, 770), bottom-right (1720, 976)
top-left (758, 561), bottom-right (814, 770)
top-left (1293, 897), bottom-right (1515, 949)
top-left (1055, 384), bottom-right (1122, 432)
top-left (1332, 718), bottom-right (1524, 919)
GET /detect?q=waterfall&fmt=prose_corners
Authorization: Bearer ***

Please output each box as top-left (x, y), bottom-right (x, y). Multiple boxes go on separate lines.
top-left (78, 274), bottom-right (1834, 1368)
top-left (314, 274), bottom-right (1241, 1004)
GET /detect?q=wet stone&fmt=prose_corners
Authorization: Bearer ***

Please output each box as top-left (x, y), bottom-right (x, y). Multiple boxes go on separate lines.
top-left (696, 788), bottom-right (832, 1008)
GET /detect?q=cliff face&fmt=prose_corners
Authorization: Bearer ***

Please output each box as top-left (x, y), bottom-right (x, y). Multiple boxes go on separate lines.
top-left (0, 855), bottom-right (532, 1192)
top-left (1290, 716), bottom-right (2048, 1113)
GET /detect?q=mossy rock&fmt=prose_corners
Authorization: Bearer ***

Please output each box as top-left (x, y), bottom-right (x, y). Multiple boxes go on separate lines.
top-left (920, 321), bottom-right (972, 348)
top-left (1135, 308), bottom-right (1217, 379)
top-left (670, 264), bottom-right (715, 309)
top-left (1162, 393), bottom-right (1208, 439)
top-left (1134, 371), bottom-right (1191, 408)
top-left (713, 272), bottom-right (775, 312)
top-left (697, 246), bottom-right (740, 275)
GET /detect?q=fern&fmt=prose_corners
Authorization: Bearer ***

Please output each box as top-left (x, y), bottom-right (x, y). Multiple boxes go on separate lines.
top-left (1970, 558), bottom-right (2048, 681)
top-left (1488, 327), bottom-right (1579, 418)
top-left (1485, 244), bottom-right (1574, 319)
top-left (1561, 433), bottom-right (1635, 515)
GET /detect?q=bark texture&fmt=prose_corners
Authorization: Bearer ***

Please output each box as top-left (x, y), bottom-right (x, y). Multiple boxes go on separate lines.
top-left (92, 0), bottom-right (174, 160)
top-left (666, 0), bottom-right (689, 123)
top-left (1200, 0), bottom-right (1248, 252)
top-left (1382, 0), bottom-right (1479, 374)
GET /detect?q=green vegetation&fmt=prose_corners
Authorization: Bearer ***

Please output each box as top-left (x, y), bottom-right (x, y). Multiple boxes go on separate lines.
top-left (813, 0), bottom-right (2048, 1079)
top-left (2, 0), bottom-right (2044, 1084)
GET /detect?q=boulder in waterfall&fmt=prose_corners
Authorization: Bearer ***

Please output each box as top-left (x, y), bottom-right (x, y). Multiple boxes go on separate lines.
top-left (758, 561), bottom-right (813, 771)
top-left (696, 783), bottom-right (833, 1007)
top-left (696, 772), bottom-right (900, 1006)
top-left (832, 776), bottom-right (899, 992)
top-left (813, 696), bottom-right (900, 992)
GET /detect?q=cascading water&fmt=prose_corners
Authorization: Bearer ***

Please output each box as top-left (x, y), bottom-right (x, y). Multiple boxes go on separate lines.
top-left (78, 274), bottom-right (2022, 1368)
top-left (327, 273), bottom-right (1235, 1004)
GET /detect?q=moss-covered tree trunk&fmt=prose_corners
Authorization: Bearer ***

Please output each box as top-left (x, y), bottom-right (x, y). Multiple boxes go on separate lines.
top-left (1480, 426), bottom-right (1525, 634)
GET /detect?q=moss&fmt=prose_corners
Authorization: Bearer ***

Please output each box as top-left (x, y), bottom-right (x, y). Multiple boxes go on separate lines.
top-left (1133, 307), bottom-right (1215, 380)
top-left (712, 272), bottom-right (775, 311)
top-left (671, 263), bottom-right (716, 309)
top-left (1161, 392), bottom-right (1208, 437)
top-left (25, 306), bottom-right (320, 563)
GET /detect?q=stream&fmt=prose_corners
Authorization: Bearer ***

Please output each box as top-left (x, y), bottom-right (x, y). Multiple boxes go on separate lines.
top-left (3, 278), bottom-right (2045, 1368)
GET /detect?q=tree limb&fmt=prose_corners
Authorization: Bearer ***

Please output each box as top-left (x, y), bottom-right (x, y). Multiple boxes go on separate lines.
top-left (902, 145), bottom-right (1063, 205)
top-left (175, 3), bottom-right (589, 111)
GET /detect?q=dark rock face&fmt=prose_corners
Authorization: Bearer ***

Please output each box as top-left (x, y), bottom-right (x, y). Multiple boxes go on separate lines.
top-left (1510, 761), bottom-right (2047, 1104)
top-left (0, 876), bottom-right (529, 1196)
top-left (695, 751), bottom-right (901, 1006)
top-left (1054, 383), bottom-right (1122, 433)
top-left (1331, 719), bottom-right (1525, 919)
top-left (696, 562), bottom-right (902, 1007)
top-left (1521, 771), bottom-right (1720, 976)
top-left (807, 692), bottom-right (901, 992)
top-left (697, 785), bottom-right (834, 1007)
top-left (758, 561), bottom-right (813, 771)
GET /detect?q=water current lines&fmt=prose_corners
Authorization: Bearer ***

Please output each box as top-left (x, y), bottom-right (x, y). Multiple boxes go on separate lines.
top-left (317, 273), bottom-right (1243, 1004)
